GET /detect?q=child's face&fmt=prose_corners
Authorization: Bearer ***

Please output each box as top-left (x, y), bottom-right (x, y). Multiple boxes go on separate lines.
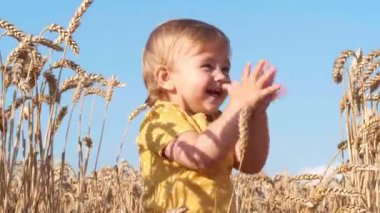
top-left (169, 42), bottom-right (230, 115)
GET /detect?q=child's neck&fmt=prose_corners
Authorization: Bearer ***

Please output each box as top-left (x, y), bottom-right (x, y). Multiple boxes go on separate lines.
top-left (166, 95), bottom-right (196, 116)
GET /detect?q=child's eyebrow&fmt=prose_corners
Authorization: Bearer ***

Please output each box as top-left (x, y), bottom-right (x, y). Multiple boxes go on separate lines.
top-left (201, 57), bottom-right (230, 67)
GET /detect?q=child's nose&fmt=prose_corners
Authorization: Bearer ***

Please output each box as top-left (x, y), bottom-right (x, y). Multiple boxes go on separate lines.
top-left (214, 69), bottom-right (230, 83)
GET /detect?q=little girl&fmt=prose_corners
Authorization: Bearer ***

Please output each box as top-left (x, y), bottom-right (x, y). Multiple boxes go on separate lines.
top-left (137, 19), bottom-right (281, 212)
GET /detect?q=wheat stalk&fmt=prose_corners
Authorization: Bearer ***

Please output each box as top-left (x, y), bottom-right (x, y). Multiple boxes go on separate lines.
top-left (227, 107), bottom-right (251, 212)
top-left (93, 75), bottom-right (124, 173)
top-left (115, 103), bottom-right (148, 164)
top-left (31, 36), bottom-right (63, 51)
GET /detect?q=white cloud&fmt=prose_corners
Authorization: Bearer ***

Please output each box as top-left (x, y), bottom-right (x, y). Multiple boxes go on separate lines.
top-left (298, 163), bottom-right (338, 176)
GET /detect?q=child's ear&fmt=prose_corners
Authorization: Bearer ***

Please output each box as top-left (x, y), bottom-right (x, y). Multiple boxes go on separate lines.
top-left (154, 66), bottom-right (175, 91)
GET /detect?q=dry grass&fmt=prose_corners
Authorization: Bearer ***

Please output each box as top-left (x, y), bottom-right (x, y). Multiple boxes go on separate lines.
top-left (0, 1), bottom-right (132, 212)
top-left (1, 1), bottom-right (379, 212)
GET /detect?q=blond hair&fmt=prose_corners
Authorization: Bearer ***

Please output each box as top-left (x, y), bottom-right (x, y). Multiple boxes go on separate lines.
top-left (142, 19), bottom-right (231, 106)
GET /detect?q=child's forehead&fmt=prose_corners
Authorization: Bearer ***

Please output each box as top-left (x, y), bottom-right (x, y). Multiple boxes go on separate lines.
top-left (178, 38), bottom-right (230, 57)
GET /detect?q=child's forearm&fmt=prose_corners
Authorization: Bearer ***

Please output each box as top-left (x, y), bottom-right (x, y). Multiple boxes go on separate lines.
top-left (163, 103), bottom-right (241, 172)
top-left (235, 111), bottom-right (269, 173)
top-left (192, 104), bottom-right (241, 169)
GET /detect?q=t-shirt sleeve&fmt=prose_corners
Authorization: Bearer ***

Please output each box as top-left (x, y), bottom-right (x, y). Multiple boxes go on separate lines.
top-left (139, 107), bottom-right (196, 157)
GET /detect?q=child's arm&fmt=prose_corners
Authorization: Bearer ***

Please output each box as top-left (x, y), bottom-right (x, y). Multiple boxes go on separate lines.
top-left (233, 61), bottom-right (280, 173)
top-left (164, 61), bottom-right (280, 173)
top-left (233, 111), bottom-right (270, 174)
top-left (163, 103), bottom-right (241, 172)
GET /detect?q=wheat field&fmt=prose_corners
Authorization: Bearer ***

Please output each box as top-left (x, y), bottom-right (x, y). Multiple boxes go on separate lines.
top-left (0, 1), bottom-right (379, 212)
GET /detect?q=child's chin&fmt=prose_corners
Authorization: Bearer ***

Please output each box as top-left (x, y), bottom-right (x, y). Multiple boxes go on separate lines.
top-left (203, 104), bottom-right (221, 115)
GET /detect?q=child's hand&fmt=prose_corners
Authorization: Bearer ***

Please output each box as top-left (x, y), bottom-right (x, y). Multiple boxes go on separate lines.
top-left (222, 60), bottom-right (282, 112)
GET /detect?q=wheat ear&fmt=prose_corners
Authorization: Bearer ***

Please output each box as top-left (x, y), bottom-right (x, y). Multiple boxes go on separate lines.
top-left (48, 24), bottom-right (79, 55)
top-left (31, 36), bottom-right (63, 51)
top-left (43, 72), bottom-right (60, 103)
top-left (52, 59), bottom-right (86, 75)
top-left (339, 205), bottom-right (368, 213)
top-left (332, 50), bottom-right (355, 84)
top-left (54, 0), bottom-right (93, 45)
top-left (291, 174), bottom-right (323, 181)
top-left (0, 19), bottom-right (27, 41)
top-left (67, 0), bottom-right (93, 35)
top-left (274, 195), bottom-right (315, 209)
top-left (115, 103), bottom-right (148, 164)
top-left (51, 106), bottom-right (68, 134)
top-left (227, 107), bottom-right (251, 212)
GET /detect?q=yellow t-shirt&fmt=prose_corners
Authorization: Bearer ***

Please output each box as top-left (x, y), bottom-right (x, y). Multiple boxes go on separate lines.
top-left (137, 101), bottom-right (235, 212)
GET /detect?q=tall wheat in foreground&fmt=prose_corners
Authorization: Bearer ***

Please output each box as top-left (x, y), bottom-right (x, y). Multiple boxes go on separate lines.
top-left (226, 49), bottom-right (379, 213)
top-left (0, 1), bottom-right (145, 212)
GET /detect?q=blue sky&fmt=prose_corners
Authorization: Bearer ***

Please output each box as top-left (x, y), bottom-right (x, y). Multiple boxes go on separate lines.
top-left (1, 1), bottom-right (379, 176)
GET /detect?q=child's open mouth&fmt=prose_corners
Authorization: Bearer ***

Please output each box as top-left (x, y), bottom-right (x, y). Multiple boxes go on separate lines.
top-left (206, 88), bottom-right (222, 98)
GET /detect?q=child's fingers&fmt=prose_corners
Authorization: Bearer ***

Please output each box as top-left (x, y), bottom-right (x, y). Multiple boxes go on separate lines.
top-left (221, 81), bottom-right (235, 94)
top-left (264, 66), bottom-right (277, 87)
top-left (271, 85), bottom-right (287, 101)
top-left (256, 67), bottom-right (276, 89)
top-left (260, 83), bottom-right (281, 99)
top-left (241, 62), bottom-right (251, 82)
top-left (260, 67), bottom-right (277, 88)
top-left (251, 60), bottom-right (266, 82)
top-left (221, 83), bottom-right (230, 92)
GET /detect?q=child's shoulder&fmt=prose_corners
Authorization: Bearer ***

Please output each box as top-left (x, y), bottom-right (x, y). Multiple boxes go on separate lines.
top-left (139, 100), bottom-right (185, 130)
top-left (147, 100), bottom-right (184, 118)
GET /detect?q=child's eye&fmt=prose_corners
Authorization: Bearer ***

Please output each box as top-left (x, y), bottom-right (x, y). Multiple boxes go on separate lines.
top-left (222, 66), bottom-right (230, 74)
top-left (201, 64), bottom-right (213, 71)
